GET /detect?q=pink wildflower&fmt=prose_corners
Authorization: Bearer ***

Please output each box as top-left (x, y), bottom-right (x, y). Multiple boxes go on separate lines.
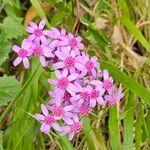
top-left (35, 104), bottom-right (62, 134)
top-left (12, 39), bottom-right (32, 69)
top-left (26, 19), bottom-right (46, 43)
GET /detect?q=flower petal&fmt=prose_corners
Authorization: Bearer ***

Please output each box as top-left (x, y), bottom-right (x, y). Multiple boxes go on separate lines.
top-left (13, 57), bottom-right (22, 67)
top-left (68, 73), bottom-right (79, 81)
top-left (40, 123), bottom-right (50, 134)
top-left (23, 57), bottom-right (29, 69)
top-left (12, 45), bottom-right (20, 53)
top-left (35, 114), bottom-right (45, 121)
top-left (52, 123), bottom-right (62, 132)
top-left (39, 56), bottom-right (47, 67)
top-left (41, 104), bottom-right (49, 116)
top-left (39, 19), bottom-right (46, 29)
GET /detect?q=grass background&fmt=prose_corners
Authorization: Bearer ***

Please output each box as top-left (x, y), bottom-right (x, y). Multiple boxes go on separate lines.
top-left (0, 0), bottom-right (150, 149)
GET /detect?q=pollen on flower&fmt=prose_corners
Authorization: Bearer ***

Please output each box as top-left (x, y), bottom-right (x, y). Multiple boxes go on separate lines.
top-left (33, 45), bottom-right (43, 56)
top-left (18, 49), bottom-right (28, 58)
top-left (64, 57), bottom-right (75, 68)
top-left (103, 80), bottom-right (113, 89)
top-left (79, 105), bottom-right (90, 115)
top-left (71, 122), bottom-right (82, 133)
top-left (90, 89), bottom-right (99, 99)
top-left (52, 106), bottom-right (64, 117)
top-left (69, 38), bottom-right (77, 48)
top-left (57, 77), bottom-right (69, 89)
top-left (34, 29), bottom-right (43, 36)
top-left (44, 115), bottom-right (55, 125)
top-left (85, 61), bottom-right (94, 70)
top-left (80, 91), bottom-right (90, 101)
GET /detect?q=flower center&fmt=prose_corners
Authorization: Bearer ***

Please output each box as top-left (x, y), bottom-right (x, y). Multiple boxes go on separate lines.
top-left (52, 106), bottom-right (64, 117)
top-left (85, 61), bottom-right (94, 70)
top-left (79, 105), bottom-right (90, 115)
top-left (91, 89), bottom-right (99, 99)
top-left (45, 115), bottom-right (55, 125)
top-left (64, 57), bottom-right (75, 68)
top-left (103, 80), bottom-right (113, 89)
top-left (71, 122), bottom-right (82, 133)
top-left (33, 45), bottom-right (43, 56)
top-left (57, 77), bottom-right (69, 89)
top-left (80, 91), bottom-right (90, 101)
top-left (69, 38), bottom-right (77, 48)
top-left (63, 92), bottom-right (71, 102)
top-left (34, 28), bottom-right (42, 36)
top-left (18, 49), bottom-right (28, 58)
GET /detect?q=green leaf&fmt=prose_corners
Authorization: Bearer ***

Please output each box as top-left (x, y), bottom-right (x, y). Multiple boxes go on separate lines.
top-left (100, 60), bottom-right (150, 105)
top-left (109, 106), bottom-right (121, 150)
top-left (121, 17), bottom-right (150, 52)
top-left (0, 130), bottom-right (3, 150)
top-left (82, 116), bottom-right (95, 150)
top-left (0, 33), bottom-right (12, 66)
top-left (0, 75), bottom-right (21, 106)
top-left (123, 92), bottom-right (134, 150)
top-left (30, 0), bottom-right (50, 27)
top-left (0, 17), bottom-right (25, 39)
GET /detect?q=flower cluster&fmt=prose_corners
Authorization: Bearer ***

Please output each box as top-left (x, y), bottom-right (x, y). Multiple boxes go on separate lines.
top-left (12, 19), bottom-right (124, 140)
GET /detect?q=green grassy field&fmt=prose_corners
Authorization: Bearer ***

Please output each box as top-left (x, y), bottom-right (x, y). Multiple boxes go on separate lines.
top-left (0, 0), bottom-right (150, 149)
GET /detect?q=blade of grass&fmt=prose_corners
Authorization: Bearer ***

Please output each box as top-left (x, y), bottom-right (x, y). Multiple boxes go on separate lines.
top-left (82, 116), bottom-right (95, 150)
top-left (121, 17), bottom-right (150, 52)
top-left (100, 60), bottom-right (150, 105)
top-left (30, 0), bottom-right (50, 27)
top-left (109, 106), bottom-right (121, 150)
top-left (135, 107), bottom-right (143, 150)
top-left (123, 91), bottom-right (134, 150)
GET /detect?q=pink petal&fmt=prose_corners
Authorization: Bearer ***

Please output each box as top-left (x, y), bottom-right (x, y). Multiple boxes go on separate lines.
top-left (41, 104), bottom-right (49, 116)
top-left (64, 105), bottom-right (74, 111)
top-left (53, 62), bottom-right (64, 69)
top-left (78, 43), bottom-right (84, 49)
top-left (22, 39), bottom-right (32, 49)
top-left (76, 36), bottom-right (82, 42)
top-left (39, 19), bottom-right (46, 29)
top-left (55, 70), bottom-right (62, 78)
top-left (73, 115), bottom-right (79, 122)
top-left (103, 70), bottom-right (109, 80)
top-left (62, 69), bottom-right (68, 77)
top-left (79, 69), bottom-right (87, 78)
top-left (29, 21), bottom-right (38, 29)
top-left (55, 50), bottom-right (66, 60)
top-left (48, 79), bottom-right (57, 85)
top-left (64, 118), bottom-right (74, 125)
top-left (68, 33), bottom-right (74, 39)
top-left (40, 123), bottom-right (50, 134)
top-left (61, 46), bottom-right (71, 57)
top-left (26, 26), bottom-right (34, 33)
top-left (23, 57), bottom-right (29, 69)
top-left (69, 132), bottom-right (75, 141)
top-left (35, 114), bottom-right (45, 121)
top-left (12, 45), bottom-right (20, 53)
top-left (60, 28), bottom-right (66, 35)
top-left (97, 97), bottom-right (105, 105)
top-left (39, 56), bottom-right (47, 67)
top-left (43, 46), bottom-right (53, 57)
top-left (77, 99), bottom-right (84, 107)
top-left (70, 95), bottom-right (80, 101)
top-left (13, 57), bottom-right (22, 67)
top-left (28, 34), bottom-right (36, 41)
top-left (90, 99), bottom-right (96, 108)
top-left (68, 83), bottom-right (79, 92)
top-left (68, 73), bottom-right (79, 81)
top-left (74, 62), bottom-right (84, 71)
top-left (52, 123), bottom-right (62, 132)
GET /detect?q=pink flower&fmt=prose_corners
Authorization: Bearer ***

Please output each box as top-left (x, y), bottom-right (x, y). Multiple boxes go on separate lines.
top-left (48, 69), bottom-right (79, 96)
top-left (61, 115), bottom-right (82, 140)
top-left (89, 86), bottom-right (105, 107)
top-left (102, 70), bottom-right (113, 90)
top-left (57, 33), bottom-right (84, 55)
top-left (12, 39), bottom-right (32, 69)
top-left (105, 86), bottom-right (124, 106)
top-left (54, 49), bottom-right (84, 73)
top-left (77, 53), bottom-right (99, 78)
top-left (48, 99), bottom-right (75, 123)
top-left (70, 83), bottom-right (91, 107)
top-left (26, 19), bottom-right (46, 43)
top-left (31, 42), bottom-right (54, 67)
top-left (35, 104), bottom-right (62, 134)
